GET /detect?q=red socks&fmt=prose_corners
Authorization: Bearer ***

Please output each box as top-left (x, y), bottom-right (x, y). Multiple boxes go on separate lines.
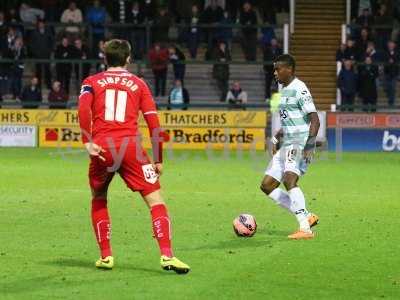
top-left (91, 197), bottom-right (112, 258)
top-left (151, 204), bottom-right (173, 258)
top-left (91, 200), bottom-right (172, 259)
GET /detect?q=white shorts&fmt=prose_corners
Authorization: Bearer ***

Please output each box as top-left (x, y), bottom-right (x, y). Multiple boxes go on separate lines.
top-left (265, 145), bottom-right (309, 182)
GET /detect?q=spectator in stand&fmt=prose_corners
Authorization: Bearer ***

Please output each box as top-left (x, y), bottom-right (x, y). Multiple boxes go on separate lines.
top-left (336, 43), bottom-right (347, 63)
top-left (148, 43), bottom-right (169, 97)
top-left (260, 18), bottom-right (276, 50)
top-left (168, 45), bottom-right (186, 83)
top-left (142, 0), bottom-right (157, 23)
top-left (374, 4), bottom-right (394, 50)
top-left (186, 4), bottom-right (202, 59)
top-left (0, 12), bottom-right (7, 42)
top-left (355, 27), bottom-right (372, 59)
top-left (86, 0), bottom-right (107, 54)
top-left (357, 0), bottom-right (373, 15)
top-left (201, 0), bottom-right (224, 52)
top-left (168, 79), bottom-right (190, 110)
top-left (21, 76), bottom-right (42, 109)
top-left (55, 37), bottom-right (74, 94)
top-left (226, 81), bottom-right (248, 109)
top-left (344, 39), bottom-right (357, 61)
top-left (5, 26), bottom-right (21, 50)
top-left (7, 8), bottom-right (20, 24)
top-left (9, 37), bottom-right (26, 100)
top-left (71, 38), bottom-right (91, 87)
top-left (60, 2), bottom-right (83, 41)
top-left (0, 45), bottom-right (12, 101)
top-left (38, 0), bottom-right (59, 22)
top-left (152, 6), bottom-right (172, 44)
top-left (212, 41), bottom-right (231, 102)
top-left (364, 41), bottom-right (382, 61)
top-left (383, 40), bottom-right (399, 107)
top-left (19, 3), bottom-right (45, 24)
top-left (263, 38), bottom-right (282, 99)
top-left (48, 80), bottom-right (68, 109)
top-left (96, 40), bottom-right (106, 72)
top-left (358, 56), bottom-right (378, 112)
top-left (127, 1), bottom-right (145, 60)
top-left (30, 20), bottom-right (54, 90)
top-left (338, 59), bottom-right (358, 111)
top-left (356, 8), bottom-right (374, 28)
top-left (215, 10), bottom-right (234, 50)
top-left (240, 2), bottom-right (258, 61)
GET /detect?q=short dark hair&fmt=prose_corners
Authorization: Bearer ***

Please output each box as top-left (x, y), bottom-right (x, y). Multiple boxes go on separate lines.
top-left (274, 54), bottom-right (296, 71)
top-left (104, 39), bottom-right (131, 67)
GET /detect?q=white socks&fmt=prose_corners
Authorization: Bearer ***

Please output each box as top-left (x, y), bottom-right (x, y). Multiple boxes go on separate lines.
top-left (268, 188), bottom-right (292, 212)
top-left (268, 187), bottom-right (311, 232)
top-left (288, 187), bottom-right (311, 232)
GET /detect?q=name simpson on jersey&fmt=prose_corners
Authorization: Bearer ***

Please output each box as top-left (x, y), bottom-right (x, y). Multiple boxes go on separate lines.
top-left (97, 77), bottom-right (139, 92)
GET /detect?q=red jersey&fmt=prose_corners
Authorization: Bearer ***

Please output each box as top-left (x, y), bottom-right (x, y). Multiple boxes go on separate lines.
top-left (78, 69), bottom-right (157, 146)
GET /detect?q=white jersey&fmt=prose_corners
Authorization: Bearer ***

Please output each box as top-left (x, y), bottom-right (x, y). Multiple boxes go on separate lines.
top-left (279, 78), bottom-right (317, 148)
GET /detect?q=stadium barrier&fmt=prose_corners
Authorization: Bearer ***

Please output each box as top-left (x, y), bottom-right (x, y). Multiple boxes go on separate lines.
top-left (327, 113), bottom-right (400, 152)
top-left (0, 109), bottom-right (267, 150)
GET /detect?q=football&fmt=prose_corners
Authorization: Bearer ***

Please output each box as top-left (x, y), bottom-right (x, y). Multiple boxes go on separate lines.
top-left (233, 214), bottom-right (257, 237)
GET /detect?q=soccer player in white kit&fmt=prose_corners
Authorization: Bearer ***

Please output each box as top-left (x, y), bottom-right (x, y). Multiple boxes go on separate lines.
top-left (260, 54), bottom-right (320, 240)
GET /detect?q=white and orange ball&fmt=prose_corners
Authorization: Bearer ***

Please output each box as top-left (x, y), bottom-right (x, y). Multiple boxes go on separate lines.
top-left (233, 214), bottom-right (257, 237)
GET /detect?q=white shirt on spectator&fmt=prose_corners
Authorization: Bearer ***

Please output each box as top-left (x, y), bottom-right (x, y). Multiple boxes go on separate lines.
top-left (61, 8), bottom-right (83, 33)
top-left (20, 7), bottom-right (45, 24)
top-left (226, 89), bottom-right (248, 103)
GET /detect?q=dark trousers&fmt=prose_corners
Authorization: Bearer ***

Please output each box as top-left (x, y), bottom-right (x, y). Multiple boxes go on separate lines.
top-left (173, 64), bottom-right (185, 83)
top-left (92, 33), bottom-right (105, 55)
top-left (265, 72), bottom-right (273, 99)
top-left (216, 78), bottom-right (228, 102)
top-left (153, 69), bottom-right (167, 97)
top-left (341, 91), bottom-right (355, 111)
top-left (131, 30), bottom-right (145, 60)
top-left (187, 32), bottom-right (200, 59)
top-left (384, 76), bottom-right (396, 106)
top-left (241, 33), bottom-right (257, 61)
top-left (35, 63), bottom-right (52, 89)
top-left (10, 68), bottom-right (23, 98)
top-left (361, 95), bottom-right (377, 112)
top-left (57, 66), bottom-right (72, 94)
top-left (74, 63), bottom-right (91, 86)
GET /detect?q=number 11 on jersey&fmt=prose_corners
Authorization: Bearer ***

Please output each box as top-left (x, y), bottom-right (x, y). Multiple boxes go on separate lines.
top-left (105, 89), bottom-right (127, 122)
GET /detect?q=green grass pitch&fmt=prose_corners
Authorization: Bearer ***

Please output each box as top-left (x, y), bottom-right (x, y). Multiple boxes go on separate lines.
top-left (1, 148), bottom-right (399, 299)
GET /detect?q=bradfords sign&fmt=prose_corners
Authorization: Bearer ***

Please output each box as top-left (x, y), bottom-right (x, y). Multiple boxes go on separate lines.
top-left (1, 109), bottom-right (267, 150)
top-left (327, 113), bottom-right (400, 152)
top-left (0, 125), bottom-right (37, 147)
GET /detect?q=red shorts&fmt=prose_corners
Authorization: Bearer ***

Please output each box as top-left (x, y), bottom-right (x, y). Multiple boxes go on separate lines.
top-left (88, 143), bottom-right (160, 196)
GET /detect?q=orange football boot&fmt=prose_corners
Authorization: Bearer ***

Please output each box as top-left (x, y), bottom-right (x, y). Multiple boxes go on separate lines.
top-left (308, 213), bottom-right (319, 228)
top-left (288, 230), bottom-right (315, 240)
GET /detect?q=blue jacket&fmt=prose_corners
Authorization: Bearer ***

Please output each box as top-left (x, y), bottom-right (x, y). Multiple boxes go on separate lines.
top-left (86, 7), bottom-right (106, 34)
top-left (338, 69), bottom-right (358, 94)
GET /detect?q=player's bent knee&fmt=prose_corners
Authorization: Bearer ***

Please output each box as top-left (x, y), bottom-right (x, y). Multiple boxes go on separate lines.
top-left (142, 189), bottom-right (165, 208)
top-left (282, 172), bottom-right (298, 190)
top-left (91, 188), bottom-right (107, 199)
top-left (260, 177), bottom-right (280, 195)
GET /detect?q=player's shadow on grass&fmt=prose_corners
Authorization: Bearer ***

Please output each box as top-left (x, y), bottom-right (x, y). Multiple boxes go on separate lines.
top-left (42, 258), bottom-right (166, 275)
top-left (180, 229), bottom-right (290, 252)
top-left (42, 258), bottom-right (94, 270)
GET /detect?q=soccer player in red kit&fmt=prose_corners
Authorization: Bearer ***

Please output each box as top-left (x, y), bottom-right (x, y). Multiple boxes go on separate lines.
top-left (78, 39), bottom-right (190, 274)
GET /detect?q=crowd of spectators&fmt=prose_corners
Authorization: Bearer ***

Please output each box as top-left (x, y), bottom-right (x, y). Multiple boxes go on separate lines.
top-left (337, 0), bottom-right (400, 110)
top-left (0, 0), bottom-right (288, 108)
